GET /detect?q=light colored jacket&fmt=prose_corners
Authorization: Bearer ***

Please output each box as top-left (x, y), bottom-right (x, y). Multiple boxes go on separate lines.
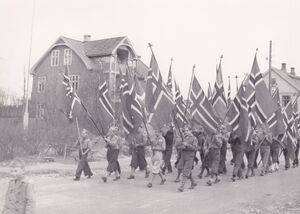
top-left (106, 134), bottom-right (121, 150)
top-left (2, 178), bottom-right (35, 214)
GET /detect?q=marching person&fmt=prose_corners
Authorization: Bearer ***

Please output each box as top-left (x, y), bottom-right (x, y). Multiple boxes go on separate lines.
top-left (161, 124), bottom-right (175, 174)
top-left (207, 125), bottom-right (228, 186)
top-left (218, 125), bottom-right (229, 175)
top-left (2, 158), bottom-right (35, 214)
top-left (197, 129), bottom-right (211, 179)
top-left (269, 134), bottom-right (282, 172)
top-left (230, 132), bottom-right (245, 182)
top-left (127, 124), bottom-right (150, 179)
top-left (74, 129), bottom-right (93, 181)
top-left (177, 125), bottom-right (198, 192)
top-left (101, 126), bottom-right (122, 183)
top-left (174, 132), bottom-right (184, 183)
top-left (258, 125), bottom-right (272, 176)
top-left (147, 129), bottom-right (166, 188)
top-left (293, 129), bottom-right (300, 168)
top-left (245, 129), bottom-right (258, 178)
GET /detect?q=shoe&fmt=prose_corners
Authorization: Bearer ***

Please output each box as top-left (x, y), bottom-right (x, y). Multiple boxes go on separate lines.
top-left (73, 177), bottom-right (80, 181)
top-left (167, 170), bottom-right (173, 174)
top-left (245, 175), bottom-right (248, 179)
top-left (214, 178), bottom-right (220, 184)
top-left (113, 176), bottom-right (120, 181)
top-left (190, 182), bottom-right (197, 189)
top-left (160, 178), bottom-right (166, 185)
top-left (197, 174), bottom-right (203, 179)
top-left (145, 171), bottom-right (150, 178)
top-left (177, 186), bottom-right (184, 192)
top-left (147, 182), bottom-right (152, 188)
top-left (260, 171), bottom-right (264, 176)
top-left (205, 172), bottom-right (210, 177)
top-left (127, 175), bottom-right (135, 179)
top-left (206, 180), bottom-right (212, 186)
top-left (174, 178), bottom-right (180, 183)
top-left (231, 176), bottom-right (236, 182)
top-left (87, 175), bottom-right (92, 179)
top-left (101, 177), bottom-right (107, 183)
top-left (238, 176), bottom-right (244, 180)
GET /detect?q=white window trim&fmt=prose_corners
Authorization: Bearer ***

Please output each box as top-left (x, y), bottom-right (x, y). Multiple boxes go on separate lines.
top-left (37, 76), bottom-right (46, 93)
top-left (70, 74), bottom-right (79, 90)
top-left (51, 50), bottom-right (60, 67)
top-left (37, 103), bottom-right (45, 119)
top-left (63, 49), bottom-right (72, 65)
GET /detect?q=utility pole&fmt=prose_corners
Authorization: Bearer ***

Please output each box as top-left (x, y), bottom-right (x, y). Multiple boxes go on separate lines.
top-left (268, 40), bottom-right (272, 92)
top-left (23, 0), bottom-right (36, 131)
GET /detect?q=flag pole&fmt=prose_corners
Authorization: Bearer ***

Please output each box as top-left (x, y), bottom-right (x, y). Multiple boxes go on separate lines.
top-left (268, 40), bottom-right (272, 92)
top-left (184, 64), bottom-right (196, 117)
top-left (75, 117), bottom-right (83, 154)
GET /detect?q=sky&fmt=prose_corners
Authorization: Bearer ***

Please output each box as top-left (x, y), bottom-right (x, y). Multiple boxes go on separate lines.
top-left (0, 0), bottom-right (299, 99)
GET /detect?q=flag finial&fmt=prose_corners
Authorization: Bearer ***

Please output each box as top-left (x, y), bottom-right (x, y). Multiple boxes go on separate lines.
top-left (148, 43), bottom-right (153, 48)
top-left (170, 57), bottom-right (173, 62)
top-left (193, 64), bottom-right (196, 71)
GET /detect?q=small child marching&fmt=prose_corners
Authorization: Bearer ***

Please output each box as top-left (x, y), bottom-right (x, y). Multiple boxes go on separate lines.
top-left (147, 129), bottom-right (167, 188)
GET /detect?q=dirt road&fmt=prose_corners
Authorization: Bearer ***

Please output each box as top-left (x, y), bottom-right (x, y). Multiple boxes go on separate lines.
top-left (1, 157), bottom-right (300, 214)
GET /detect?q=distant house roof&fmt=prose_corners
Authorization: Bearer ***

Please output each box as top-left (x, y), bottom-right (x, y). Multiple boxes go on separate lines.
top-left (263, 67), bottom-right (300, 92)
top-left (84, 36), bottom-right (126, 57)
top-left (31, 35), bottom-right (139, 74)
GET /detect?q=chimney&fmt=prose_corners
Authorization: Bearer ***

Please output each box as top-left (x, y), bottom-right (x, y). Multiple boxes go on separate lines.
top-left (83, 34), bottom-right (91, 42)
top-left (281, 63), bottom-right (287, 72)
top-left (290, 67), bottom-right (296, 75)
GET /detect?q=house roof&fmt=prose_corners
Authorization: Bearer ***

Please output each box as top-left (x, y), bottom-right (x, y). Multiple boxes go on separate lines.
top-left (263, 67), bottom-right (300, 92)
top-left (84, 36), bottom-right (126, 57)
top-left (31, 35), bottom-right (137, 74)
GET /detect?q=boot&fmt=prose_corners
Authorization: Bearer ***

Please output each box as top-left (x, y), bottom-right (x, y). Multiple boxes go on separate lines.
top-left (145, 170), bottom-right (150, 178)
top-left (178, 176), bottom-right (187, 192)
top-left (189, 175), bottom-right (197, 189)
top-left (245, 168), bottom-right (251, 179)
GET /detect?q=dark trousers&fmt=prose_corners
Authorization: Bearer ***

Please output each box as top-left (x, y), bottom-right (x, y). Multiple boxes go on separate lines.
top-left (106, 148), bottom-right (120, 173)
top-left (233, 150), bottom-right (245, 177)
top-left (245, 149), bottom-right (257, 169)
top-left (283, 148), bottom-right (290, 168)
top-left (293, 142), bottom-right (300, 166)
top-left (162, 149), bottom-right (173, 173)
top-left (177, 150), bottom-right (195, 177)
top-left (75, 158), bottom-right (93, 178)
top-left (130, 146), bottom-right (147, 170)
top-left (218, 143), bottom-right (227, 173)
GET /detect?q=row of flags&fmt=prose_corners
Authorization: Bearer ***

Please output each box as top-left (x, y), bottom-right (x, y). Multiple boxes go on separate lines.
top-left (61, 48), bottom-right (299, 161)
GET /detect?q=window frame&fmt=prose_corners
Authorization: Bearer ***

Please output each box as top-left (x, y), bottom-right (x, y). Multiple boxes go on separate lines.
top-left (37, 76), bottom-right (46, 93)
top-left (282, 95), bottom-right (291, 107)
top-left (70, 74), bottom-right (79, 90)
top-left (37, 103), bottom-right (45, 119)
top-left (63, 49), bottom-right (72, 65)
top-left (51, 50), bottom-right (60, 67)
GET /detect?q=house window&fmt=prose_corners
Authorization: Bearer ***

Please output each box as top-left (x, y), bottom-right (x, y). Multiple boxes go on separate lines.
top-left (70, 75), bottom-right (79, 90)
top-left (51, 50), bottom-right (60, 66)
top-left (37, 104), bottom-right (45, 119)
top-left (282, 95), bottom-right (291, 107)
top-left (37, 76), bottom-right (46, 93)
top-left (63, 49), bottom-right (72, 65)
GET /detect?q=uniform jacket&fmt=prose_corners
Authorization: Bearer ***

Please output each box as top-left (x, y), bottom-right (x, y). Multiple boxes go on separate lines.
top-left (150, 134), bottom-right (166, 152)
top-left (258, 132), bottom-right (272, 147)
top-left (209, 133), bottom-right (223, 149)
top-left (2, 178), bottom-right (35, 214)
top-left (106, 134), bottom-right (121, 150)
top-left (177, 132), bottom-right (198, 151)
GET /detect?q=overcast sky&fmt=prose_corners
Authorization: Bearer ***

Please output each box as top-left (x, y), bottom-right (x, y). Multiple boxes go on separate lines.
top-left (0, 0), bottom-right (299, 98)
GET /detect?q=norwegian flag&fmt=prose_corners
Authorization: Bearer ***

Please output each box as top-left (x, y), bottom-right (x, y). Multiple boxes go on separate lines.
top-left (97, 71), bottom-right (114, 134)
top-left (120, 68), bottom-right (143, 136)
top-left (174, 80), bottom-right (188, 128)
top-left (227, 86), bottom-right (251, 143)
top-left (245, 54), bottom-right (277, 127)
top-left (283, 97), bottom-right (297, 161)
top-left (227, 76), bottom-right (232, 106)
top-left (292, 96), bottom-right (300, 131)
top-left (211, 60), bottom-right (227, 119)
top-left (207, 82), bottom-right (213, 103)
top-left (133, 74), bottom-right (145, 106)
top-left (189, 72), bottom-right (220, 134)
top-left (166, 60), bottom-right (173, 94)
top-left (145, 49), bottom-right (175, 130)
top-left (61, 66), bottom-right (81, 120)
top-left (267, 87), bottom-right (285, 138)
